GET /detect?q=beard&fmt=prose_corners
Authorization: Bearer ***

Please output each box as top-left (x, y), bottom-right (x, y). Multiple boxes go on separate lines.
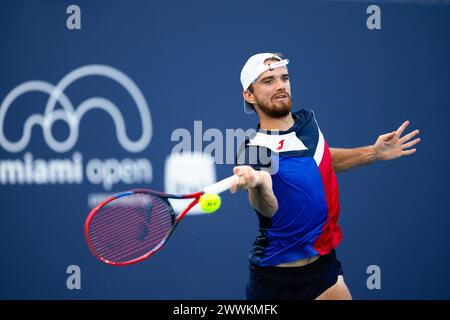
top-left (255, 93), bottom-right (292, 118)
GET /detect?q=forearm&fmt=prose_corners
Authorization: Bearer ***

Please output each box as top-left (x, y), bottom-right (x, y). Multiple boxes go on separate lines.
top-left (330, 146), bottom-right (378, 173)
top-left (248, 171), bottom-right (278, 217)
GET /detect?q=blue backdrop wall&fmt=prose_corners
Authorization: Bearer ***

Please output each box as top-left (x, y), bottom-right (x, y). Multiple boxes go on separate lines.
top-left (0, 0), bottom-right (449, 299)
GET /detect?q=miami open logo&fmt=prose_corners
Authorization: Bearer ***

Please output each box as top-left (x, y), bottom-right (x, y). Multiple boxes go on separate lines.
top-left (0, 65), bottom-right (153, 200)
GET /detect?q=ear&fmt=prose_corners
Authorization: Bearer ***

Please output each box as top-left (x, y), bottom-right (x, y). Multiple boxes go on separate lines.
top-left (243, 90), bottom-right (256, 105)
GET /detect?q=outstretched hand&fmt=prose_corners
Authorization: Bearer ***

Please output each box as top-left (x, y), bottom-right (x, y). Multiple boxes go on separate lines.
top-left (374, 120), bottom-right (421, 161)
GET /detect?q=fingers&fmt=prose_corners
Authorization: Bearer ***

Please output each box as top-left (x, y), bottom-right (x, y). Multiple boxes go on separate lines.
top-left (380, 131), bottom-right (396, 142)
top-left (230, 181), bottom-right (238, 194)
top-left (396, 120), bottom-right (410, 137)
top-left (231, 166), bottom-right (258, 192)
top-left (230, 167), bottom-right (241, 193)
top-left (400, 129), bottom-right (420, 143)
top-left (402, 148), bottom-right (416, 156)
top-left (234, 166), bottom-right (249, 188)
top-left (402, 137), bottom-right (421, 149)
top-left (239, 168), bottom-right (256, 189)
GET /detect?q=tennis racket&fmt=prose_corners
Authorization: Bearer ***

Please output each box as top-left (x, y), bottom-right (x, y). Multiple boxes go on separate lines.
top-left (84, 175), bottom-right (239, 266)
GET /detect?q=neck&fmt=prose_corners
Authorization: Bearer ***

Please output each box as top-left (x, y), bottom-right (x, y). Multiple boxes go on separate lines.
top-left (258, 112), bottom-right (295, 131)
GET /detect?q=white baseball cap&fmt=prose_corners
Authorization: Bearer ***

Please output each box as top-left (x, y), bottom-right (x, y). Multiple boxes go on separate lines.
top-left (240, 53), bottom-right (289, 114)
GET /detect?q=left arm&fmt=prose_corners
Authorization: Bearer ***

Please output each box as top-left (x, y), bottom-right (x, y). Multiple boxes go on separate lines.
top-left (331, 120), bottom-right (421, 173)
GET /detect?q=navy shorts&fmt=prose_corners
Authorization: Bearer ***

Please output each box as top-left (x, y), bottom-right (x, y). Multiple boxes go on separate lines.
top-left (246, 250), bottom-right (344, 300)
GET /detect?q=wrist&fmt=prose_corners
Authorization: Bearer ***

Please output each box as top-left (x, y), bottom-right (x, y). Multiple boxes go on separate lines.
top-left (254, 170), bottom-right (270, 188)
top-left (370, 145), bottom-right (379, 162)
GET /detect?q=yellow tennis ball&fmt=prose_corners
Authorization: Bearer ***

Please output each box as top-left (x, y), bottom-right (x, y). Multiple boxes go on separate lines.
top-left (199, 193), bottom-right (221, 213)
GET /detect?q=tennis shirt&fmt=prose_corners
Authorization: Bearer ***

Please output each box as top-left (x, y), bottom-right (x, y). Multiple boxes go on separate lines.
top-left (236, 109), bottom-right (342, 266)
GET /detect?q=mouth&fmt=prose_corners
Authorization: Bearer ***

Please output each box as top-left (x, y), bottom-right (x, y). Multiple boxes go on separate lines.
top-left (273, 93), bottom-right (289, 102)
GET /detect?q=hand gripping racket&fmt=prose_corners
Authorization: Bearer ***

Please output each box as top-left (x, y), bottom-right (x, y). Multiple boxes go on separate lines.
top-left (84, 175), bottom-right (239, 266)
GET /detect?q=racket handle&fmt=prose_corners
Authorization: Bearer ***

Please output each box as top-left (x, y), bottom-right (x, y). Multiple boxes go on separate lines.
top-left (203, 175), bottom-right (239, 194)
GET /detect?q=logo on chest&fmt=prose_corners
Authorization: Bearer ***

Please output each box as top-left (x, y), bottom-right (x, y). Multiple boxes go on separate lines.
top-left (248, 132), bottom-right (308, 152)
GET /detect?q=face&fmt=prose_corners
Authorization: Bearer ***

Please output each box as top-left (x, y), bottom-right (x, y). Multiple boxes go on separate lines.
top-left (244, 62), bottom-right (292, 118)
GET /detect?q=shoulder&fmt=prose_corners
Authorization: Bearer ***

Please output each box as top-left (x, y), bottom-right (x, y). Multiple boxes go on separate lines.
top-left (292, 108), bottom-right (317, 124)
top-left (291, 108), bottom-right (321, 136)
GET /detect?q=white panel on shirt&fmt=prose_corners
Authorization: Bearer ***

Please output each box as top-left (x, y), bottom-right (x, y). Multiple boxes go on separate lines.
top-left (247, 132), bottom-right (308, 153)
top-left (313, 130), bottom-right (325, 166)
top-left (246, 129), bottom-right (325, 167)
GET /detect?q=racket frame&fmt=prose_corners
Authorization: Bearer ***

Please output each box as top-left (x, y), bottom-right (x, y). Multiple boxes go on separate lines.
top-left (84, 190), bottom-right (203, 266)
top-left (84, 175), bottom-right (238, 266)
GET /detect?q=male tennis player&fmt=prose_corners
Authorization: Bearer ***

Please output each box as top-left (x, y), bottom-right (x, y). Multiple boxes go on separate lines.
top-left (231, 53), bottom-right (420, 300)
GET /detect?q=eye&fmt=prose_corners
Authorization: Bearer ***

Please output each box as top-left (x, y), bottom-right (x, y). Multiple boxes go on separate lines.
top-left (263, 79), bottom-right (272, 84)
top-left (282, 75), bottom-right (290, 81)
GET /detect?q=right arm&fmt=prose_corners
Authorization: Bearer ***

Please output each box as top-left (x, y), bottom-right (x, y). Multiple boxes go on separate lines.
top-left (230, 166), bottom-right (278, 217)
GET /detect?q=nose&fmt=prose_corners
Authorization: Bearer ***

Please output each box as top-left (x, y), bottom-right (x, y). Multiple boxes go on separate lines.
top-left (275, 78), bottom-right (287, 91)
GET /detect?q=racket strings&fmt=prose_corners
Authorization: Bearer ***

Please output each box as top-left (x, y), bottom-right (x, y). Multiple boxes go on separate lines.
top-left (88, 193), bottom-right (173, 263)
top-left (90, 198), bottom-right (171, 262)
top-left (89, 205), bottom-right (169, 257)
top-left (89, 202), bottom-right (169, 244)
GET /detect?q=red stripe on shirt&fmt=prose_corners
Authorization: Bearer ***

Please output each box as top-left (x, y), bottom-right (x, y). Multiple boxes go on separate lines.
top-left (313, 139), bottom-right (343, 254)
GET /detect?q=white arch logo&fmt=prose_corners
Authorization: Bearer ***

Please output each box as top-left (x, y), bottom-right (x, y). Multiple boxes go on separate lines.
top-left (0, 65), bottom-right (152, 153)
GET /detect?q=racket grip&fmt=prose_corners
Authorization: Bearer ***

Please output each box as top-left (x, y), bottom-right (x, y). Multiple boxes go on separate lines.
top-left (203, 175), bottom-right (239, 194)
